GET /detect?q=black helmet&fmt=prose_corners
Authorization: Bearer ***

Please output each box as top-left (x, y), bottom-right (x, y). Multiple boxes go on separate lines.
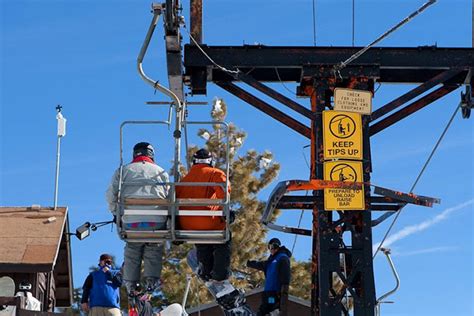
top-left (192, 148), bottom-right (214, 166)
top-left (133, 142), bottom-right (155, 160)
top-left (268, 238), bottom-right (281, 250)
top-left (19, 281), bottom-right (32, 291)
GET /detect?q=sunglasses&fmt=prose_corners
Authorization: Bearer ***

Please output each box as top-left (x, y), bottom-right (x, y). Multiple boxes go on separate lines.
top-left (104, 260), bottom-right (112, 265)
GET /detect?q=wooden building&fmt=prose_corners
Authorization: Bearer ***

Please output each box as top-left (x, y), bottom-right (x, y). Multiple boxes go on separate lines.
top-left (187, 287), bottom-right (310, 316)
top-left (0, 206), bottom-right (73, 312)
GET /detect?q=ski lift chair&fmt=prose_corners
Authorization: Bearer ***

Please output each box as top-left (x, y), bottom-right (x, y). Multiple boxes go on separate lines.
top-left (172, 121), bottom-right (231, 244)
top-left (116, 120), bottom-right (173, 243)
top-left (116, 120), bottom-right (232, 244)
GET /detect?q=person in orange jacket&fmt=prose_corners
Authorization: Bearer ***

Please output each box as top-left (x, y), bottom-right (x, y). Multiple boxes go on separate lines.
top-left (176, 148), bottom-right (231, 281)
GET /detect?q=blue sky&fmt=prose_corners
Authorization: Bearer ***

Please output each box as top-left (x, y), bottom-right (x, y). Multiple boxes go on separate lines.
top-left (1, 1), bottom-right (473, 315)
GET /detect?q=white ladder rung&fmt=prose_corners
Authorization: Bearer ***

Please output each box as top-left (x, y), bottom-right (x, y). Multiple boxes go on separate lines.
top-left (177, 210), bottom-right (223, 216)
top-left (124, 198), bottom-right (169, 205)
top-left (124, 209), bottom-right (169, 216)
top-left (176, 198), bottom-right (225, 205)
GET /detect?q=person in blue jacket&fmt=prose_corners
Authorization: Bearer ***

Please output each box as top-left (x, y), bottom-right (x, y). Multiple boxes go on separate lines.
top-left (247, 238), bottom-right (291, 316)
top-left (81, 254), bottom-right (122, 316)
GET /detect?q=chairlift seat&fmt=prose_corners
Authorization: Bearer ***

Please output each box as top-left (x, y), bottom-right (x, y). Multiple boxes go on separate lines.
top-left (174, 197), bottom-right (228, 243)
top-left (118, 197), bottom-right (170, 242)
top-left (175, 230), bottom-right (226, 244)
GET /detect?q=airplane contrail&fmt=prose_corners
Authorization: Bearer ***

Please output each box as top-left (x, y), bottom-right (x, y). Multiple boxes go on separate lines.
top-left (373, 199), bottom-right (474, 252)
top-left (392, 246), bottom-right (458, 257)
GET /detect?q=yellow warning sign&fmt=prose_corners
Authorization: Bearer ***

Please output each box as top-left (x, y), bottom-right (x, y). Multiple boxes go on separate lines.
top-left (334, 88), bottom-right (373, 115)
top-left (323, 111), bottom-right (363, 160)
top-left (324, 160), bottom-right (365, 210)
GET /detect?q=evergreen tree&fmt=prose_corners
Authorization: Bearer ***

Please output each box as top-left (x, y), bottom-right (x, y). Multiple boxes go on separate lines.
top-left (288, 259), bottom-right (311, 300)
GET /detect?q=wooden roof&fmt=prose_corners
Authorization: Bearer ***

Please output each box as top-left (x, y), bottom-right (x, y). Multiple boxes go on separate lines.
top-left (0, 206), bottom-right (69, 272)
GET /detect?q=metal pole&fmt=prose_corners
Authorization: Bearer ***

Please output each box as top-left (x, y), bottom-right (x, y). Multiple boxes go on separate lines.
top-left (53, 136), bottom-right (61, 210)
top-left (190, 0), bottom-right (203, 44)
top-left (308, 82), bottom-right (325, 315)
top-left (181, 274), bottom-right (192, 313)
top-left (53, 105), bottom-right (66, 210)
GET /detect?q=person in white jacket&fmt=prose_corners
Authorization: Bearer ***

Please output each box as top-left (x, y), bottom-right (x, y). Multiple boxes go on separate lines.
top-left (16, 281), bottom-right (41, 311)
top-left (106, 142), bottom-right (169, 297)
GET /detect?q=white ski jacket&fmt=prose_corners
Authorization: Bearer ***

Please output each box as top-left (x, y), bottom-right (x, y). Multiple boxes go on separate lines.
top-left (15, 292), bottom-right (41, 311)
top-left (106, 160), bottom-right (170, 225)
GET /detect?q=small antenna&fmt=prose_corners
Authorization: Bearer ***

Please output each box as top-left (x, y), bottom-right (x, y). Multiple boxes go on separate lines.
top-left (54, 105), bottom-right (67, 210)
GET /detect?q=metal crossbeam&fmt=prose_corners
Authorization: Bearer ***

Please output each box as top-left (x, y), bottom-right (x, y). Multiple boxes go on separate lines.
top-left (276, 196), bottom-right (403, 211)
top-left (216, 81), bottom-right (312, 138)
top-left (373, 186), bottom-right (440, 207)
top-left (184, 45), bottom-right (474, 90)
top-left (370, 84), bottom-right (459, 136)
top-left (237, 73), bottom-right (315, 119)
top-left (371, 68), bottom-right (465, 121)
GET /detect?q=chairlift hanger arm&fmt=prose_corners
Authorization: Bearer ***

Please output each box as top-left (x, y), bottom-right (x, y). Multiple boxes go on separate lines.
top-left (137, 3), bottom-right (182, 107)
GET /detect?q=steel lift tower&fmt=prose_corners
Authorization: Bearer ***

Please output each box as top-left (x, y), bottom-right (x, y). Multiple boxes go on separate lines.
top-left (145, 1), bottom-right (473, 315)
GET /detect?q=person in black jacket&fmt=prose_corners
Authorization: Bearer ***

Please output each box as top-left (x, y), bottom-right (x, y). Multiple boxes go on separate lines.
top-left (247, 238), bottom-right (291, 316)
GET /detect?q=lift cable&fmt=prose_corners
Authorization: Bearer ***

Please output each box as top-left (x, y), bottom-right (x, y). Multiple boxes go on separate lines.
top-left (291, 206), bottom-right (306, 254)
top-left (373, 102), bottom-right (461, 258)
top-left (352, 0), bottom-right (355, 46)
top-left (312, 0), bottom-right (317, 46)
top-left (182, 25), bottom-right (240, 75)
top-left (334, 0), bottom-right (436, 74)
top-left (274, 68), bottom-right (298, 96)
top-left (291, 145), bottom-right (311, 254)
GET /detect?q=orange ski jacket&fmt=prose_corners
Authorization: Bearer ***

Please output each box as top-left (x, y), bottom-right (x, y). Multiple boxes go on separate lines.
top-left (176, 164), bottom-right (230, 230)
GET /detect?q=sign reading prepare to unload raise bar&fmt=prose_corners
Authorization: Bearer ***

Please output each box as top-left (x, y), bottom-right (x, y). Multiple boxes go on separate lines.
top-left (334, 88), bottom-right (373, 115)
top-left (324, 160), bottom-right (365, 210)
top-left (323, 111), bottom-right (363, 160)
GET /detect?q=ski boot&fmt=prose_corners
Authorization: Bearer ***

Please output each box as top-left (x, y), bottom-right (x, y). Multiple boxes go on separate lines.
top-left (207, 280), bottom-right (248, 312)
top-left (196, 262), bottom-right (212, 282)
top-left (126, 282), bottom-right (142, 316)
top-left (141, 277), bottom-right (160, 302)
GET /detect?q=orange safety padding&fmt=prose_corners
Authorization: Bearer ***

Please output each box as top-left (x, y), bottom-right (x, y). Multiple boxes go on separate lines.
top-left (176, 164), bottom-right (230, 231)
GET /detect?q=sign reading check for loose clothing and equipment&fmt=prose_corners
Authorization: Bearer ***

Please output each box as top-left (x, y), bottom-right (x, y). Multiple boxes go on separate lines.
top-left (333, 88), bottom-right (373, 115)
top-left (323, 111), bottom-right (363, 160)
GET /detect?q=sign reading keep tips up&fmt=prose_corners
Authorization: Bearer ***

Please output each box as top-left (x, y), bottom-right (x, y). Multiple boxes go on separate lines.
top-left (324, 160), bottom-right (365, 210)
top-left (323, 111), bottom-right (363, 160)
